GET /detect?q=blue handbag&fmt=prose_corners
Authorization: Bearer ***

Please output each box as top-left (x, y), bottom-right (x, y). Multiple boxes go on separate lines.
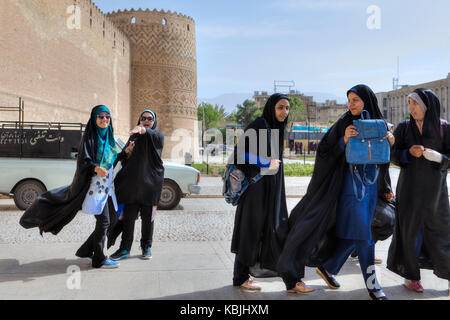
top-left (345, 110), bottom-right (390, 165)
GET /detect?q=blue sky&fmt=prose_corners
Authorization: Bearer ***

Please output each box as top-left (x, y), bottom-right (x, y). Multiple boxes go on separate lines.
top-left (95, 0), bottom-right (450, 101)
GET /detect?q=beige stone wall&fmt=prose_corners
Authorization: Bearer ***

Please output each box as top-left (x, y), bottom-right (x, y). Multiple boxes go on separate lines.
top-left (107, 9), bottom-right (198, 160)
top-left (0, 0), bottom-right (131, 140)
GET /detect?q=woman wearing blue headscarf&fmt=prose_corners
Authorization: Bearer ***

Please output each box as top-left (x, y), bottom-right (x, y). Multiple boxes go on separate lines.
top-left (20, 105), bottom-right (121, 269)
top-left (75, 105), bottom-right (122, 268)
top-left (109, 109), bottom-right (164, 261)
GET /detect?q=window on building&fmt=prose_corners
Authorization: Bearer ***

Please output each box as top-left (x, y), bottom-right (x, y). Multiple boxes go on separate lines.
top-left (131, 17), bottom-right (136, 24)
top-left (162, 18), bottom-right (167, 26)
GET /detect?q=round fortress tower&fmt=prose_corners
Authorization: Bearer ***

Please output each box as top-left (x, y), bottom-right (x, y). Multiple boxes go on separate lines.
top-left (107, 9), bottom-right (198, 159)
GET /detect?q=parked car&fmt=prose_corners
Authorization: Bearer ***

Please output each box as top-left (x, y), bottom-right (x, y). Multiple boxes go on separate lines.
top-left (0, 121), bottom-right (201, 210)
top-left (0, 157), bottom-right (201, 211)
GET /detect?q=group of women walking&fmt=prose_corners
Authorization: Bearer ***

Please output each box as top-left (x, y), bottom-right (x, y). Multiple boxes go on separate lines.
top-left (231, 85), bottom-right (450, 300)
top-left (16, 85), bottom-right (449, 299)
top-left (20, 106), bottom-right (164, 269)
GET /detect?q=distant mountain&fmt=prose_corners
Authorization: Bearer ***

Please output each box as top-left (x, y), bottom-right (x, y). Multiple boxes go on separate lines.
top-left (198, 93), bottom-right (253, 115)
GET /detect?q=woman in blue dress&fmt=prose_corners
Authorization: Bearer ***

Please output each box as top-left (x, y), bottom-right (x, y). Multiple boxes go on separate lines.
top-left (317, 85), bottom-right (395, 299)
top-left (277, 85), bottom-right (395, 300)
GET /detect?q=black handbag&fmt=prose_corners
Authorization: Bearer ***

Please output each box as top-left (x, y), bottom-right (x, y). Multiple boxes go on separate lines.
top-left (371, 198), bottom-right (395, 242)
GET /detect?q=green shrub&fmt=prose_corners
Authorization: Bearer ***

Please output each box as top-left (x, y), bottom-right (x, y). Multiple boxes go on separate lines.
top-left (192, 162), bottom-right (314, 176)
top-left (283, 163), bottom-right (314, 176)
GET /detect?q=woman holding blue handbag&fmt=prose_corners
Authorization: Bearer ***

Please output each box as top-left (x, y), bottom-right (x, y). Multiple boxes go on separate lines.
top-left (277, 85), bottom-right (394, 300)
top-left (231, 94), bottom-right (292, 291)
top-left (387, 88), bottom-right (450, 293)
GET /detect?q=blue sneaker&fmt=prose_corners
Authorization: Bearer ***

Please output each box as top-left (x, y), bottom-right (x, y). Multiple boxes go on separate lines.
top-left (102, 258), bottom-right (120, 269)
top-left (140, 247), bottom-right (152, 260)
top-left (110, 249), bottom-right (130, 261)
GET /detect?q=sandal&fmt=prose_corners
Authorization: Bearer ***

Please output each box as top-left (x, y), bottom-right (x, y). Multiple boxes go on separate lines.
top-left (239, 279), bottom-right (262, 291)
top-left (287, 281), bottom-right (315, 293)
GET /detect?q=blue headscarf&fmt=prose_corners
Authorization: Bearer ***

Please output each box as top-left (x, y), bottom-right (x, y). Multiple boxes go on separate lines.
top-left (92, 105), bottom-right (119, 170)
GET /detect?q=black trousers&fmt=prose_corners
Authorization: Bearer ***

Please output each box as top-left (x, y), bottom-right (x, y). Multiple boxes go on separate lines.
top-left (233, 258), bottom-right (250, 286)
top-left (76, 198), bottom-right (116, 268)
top-left (119, 204), bottom-right (155, 252)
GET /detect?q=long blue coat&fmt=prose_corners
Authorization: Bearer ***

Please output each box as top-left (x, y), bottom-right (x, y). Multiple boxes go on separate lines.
top-left (336, 164), bottom-right (378, 242)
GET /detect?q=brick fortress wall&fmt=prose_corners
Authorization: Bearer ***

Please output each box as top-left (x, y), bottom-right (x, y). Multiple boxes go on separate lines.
top-left (0, 0), bottom-right (131, 140)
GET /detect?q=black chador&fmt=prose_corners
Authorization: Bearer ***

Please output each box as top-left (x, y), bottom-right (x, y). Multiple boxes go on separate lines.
top-left (19, 105), bottom-right (118, 236)
top-left (108, 110), bottom-right (164, 257)
top-left (231, 93), bottom-right (289, 286)
top-left (387, 88), bottom-right (450, 281)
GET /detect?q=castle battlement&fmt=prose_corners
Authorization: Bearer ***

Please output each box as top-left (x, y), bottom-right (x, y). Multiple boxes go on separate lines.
top-left (74, 0), bottom-right (130, 56)
top-left (108, 8), bottom-right (194, 23)
top-left (107, 8), bottom-right (195, 36)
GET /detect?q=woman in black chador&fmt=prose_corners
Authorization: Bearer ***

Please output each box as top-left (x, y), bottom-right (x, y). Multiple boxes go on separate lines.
top-left (109, 110), bottom-right (164, 261)
top-left (277, 85), bottom-right (394, 299)
top-left (230, 93), bottom-right (295, 291)
top-left (20, 105), bottom-right (121, 269)
top-left (387, 88), bottom-right (450, 293)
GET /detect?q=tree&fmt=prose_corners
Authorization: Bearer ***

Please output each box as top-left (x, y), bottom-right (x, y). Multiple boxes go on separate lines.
top-left (232, 99), bottom-right (262, 128)
top-left (287, 97), bottom-right (307, 133)
top-left (197, 103), bottom-right (227, 129)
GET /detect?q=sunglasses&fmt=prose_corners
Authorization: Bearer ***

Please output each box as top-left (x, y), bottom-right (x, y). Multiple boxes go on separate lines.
top-left (141, 116), bottom-right (154, 121)
top-left (97, 114), bottom-right (111, 120)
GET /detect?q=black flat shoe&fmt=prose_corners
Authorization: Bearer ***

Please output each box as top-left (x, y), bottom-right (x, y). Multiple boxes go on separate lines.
top-left (316, 266), bottom-right (340, 289)
top-left (369, 292), bottom-right (388, 300)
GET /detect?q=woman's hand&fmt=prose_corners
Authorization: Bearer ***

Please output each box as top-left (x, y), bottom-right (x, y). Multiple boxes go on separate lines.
top-left (344, 125), bottom-right (359, 145)
top-left (94, 166), bottom-right (108, 178)
top-left (269, 159), bottom-right (281, 171)
top-left (125, 141), bottom-right (135, 155)
top-left (383, 131), bottom-right (395, 147)
top-left (409, 145), bottom-right (424, 158)
top-left (129, 126), bottom-right (146, 136)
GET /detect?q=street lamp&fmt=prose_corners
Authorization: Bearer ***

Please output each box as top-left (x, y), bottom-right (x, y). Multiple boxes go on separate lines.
top-left (306, 120), bottom-right (310, 155)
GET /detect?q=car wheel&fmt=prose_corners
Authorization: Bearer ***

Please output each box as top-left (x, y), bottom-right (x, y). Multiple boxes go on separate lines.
top-left (13, 180), bottom-right (46, 210)
top-left (158, 180), bottom-right (181, 210)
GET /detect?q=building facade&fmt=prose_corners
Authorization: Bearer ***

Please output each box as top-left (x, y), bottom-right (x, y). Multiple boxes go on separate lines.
top-left (316, 100), bottom-right (347, 125)
top-left (376, 73), bottom-right (450, 127)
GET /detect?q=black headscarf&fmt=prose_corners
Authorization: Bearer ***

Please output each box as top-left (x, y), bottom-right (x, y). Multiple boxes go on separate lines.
top-left (347, 84), bottom-right (384, 121)
top-left (408, 88), bottom-right (442, 150)
top-left (262, 93), bottom-right (290, 157)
